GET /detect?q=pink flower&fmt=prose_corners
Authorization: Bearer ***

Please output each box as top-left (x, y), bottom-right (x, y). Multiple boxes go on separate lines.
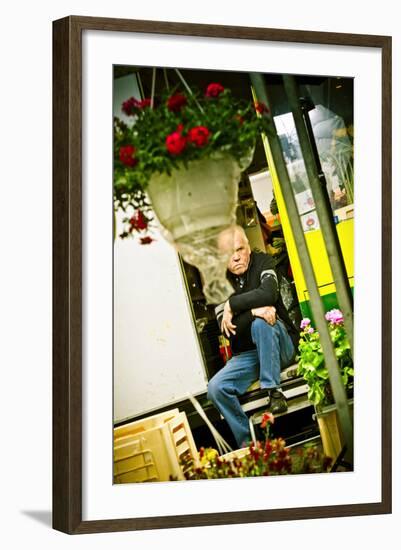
top-left (300, 318), bottom-right (311, 329)
top-left (325, 309), bottom-right (344, 325)
top-left (307, 327), bottom-right (315, 334)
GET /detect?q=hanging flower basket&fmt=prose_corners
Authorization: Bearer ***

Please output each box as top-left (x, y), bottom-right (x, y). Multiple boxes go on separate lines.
top-left (113, 73), bottom-right (271, 302)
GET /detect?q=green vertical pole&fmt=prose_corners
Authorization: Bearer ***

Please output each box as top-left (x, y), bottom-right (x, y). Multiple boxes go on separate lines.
top-left (250, 72), bottom-right (353, 465)
top-left (282, 75), bottom-right (354, 356)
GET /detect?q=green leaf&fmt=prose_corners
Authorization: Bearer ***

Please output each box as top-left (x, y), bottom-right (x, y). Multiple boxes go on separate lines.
top-left (316, 367), bottom-right (329, 380)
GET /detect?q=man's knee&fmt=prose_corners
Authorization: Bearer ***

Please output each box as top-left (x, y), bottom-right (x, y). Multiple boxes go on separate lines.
top-left (207, 375), bottom-right (221, 403)
top-left (207, 370), bottom-right (231, 403)
top-left (251, 317), bottom-right (274, 334)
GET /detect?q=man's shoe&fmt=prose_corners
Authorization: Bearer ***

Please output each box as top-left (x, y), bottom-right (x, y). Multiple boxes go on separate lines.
top-left (268, 389), bottom-right (288, 414)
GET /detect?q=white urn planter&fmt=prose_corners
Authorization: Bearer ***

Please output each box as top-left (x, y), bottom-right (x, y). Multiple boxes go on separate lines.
top-left (147, 155), bottom-right (242, 304)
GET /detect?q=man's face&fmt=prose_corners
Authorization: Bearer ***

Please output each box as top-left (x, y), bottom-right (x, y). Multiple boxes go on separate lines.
top-left (227, 231), bottom-right (251, 275)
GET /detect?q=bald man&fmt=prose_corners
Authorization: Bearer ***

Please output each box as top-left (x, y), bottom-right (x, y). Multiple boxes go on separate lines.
top-left (208, 226), bottom-right (299, 447)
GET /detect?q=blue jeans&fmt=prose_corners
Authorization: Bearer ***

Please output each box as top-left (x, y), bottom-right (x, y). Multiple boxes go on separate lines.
top-left (207, 318), bottom-right (295, 447)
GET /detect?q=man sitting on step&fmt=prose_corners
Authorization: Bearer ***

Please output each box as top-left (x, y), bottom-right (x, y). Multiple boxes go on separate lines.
top-left (207, 225), bottom-right (299, 448)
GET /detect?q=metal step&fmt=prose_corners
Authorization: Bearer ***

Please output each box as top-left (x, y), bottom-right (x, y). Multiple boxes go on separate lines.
top-left (241, 383), bottom-right (309, 414)
top-left (248, 390), bottom-right (312, 419)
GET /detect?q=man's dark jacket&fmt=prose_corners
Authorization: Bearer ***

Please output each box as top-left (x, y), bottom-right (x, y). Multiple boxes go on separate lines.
top-left (216, 251), bottom-right (300, 355)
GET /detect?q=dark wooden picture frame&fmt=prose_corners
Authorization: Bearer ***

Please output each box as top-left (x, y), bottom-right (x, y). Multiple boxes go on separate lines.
top-left (53, 15), bottom-right (392, 534)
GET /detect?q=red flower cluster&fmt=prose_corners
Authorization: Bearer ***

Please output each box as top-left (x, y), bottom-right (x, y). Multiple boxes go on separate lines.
top-left (205, 82), bottom-right (225, 98)
top-left (249, 438), bottom-right (292, 474)
top-left (129, 210), bottom-right (148, 231)
top-left (120, 210), bottom-right (154, 244)
top-left (121, 97), bottom-right (151, 115)
top-left (188, 126), bottom-right (210, 147)
top-left (183, 432), bottom-right (332, 480)
top-left (166, 130), bottom-right (187, 155)
top-left (166, 124), bottom-right (211, 155)
top-left (254, 101), bottom-right (269, 115)
top-left (167, 93), bottom-right (187, 112)
top-left (119, 145), bottom-right (138, 167)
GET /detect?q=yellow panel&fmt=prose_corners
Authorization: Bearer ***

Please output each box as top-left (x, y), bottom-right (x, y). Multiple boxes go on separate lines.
top-left (260, 134), bottom-right (354, 301)
top-left (304, 219), bottom-right (354, 289)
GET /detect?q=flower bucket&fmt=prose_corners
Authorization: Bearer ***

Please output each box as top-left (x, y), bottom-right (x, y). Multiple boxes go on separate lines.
top-left (316, 409), bottom-right (343, 462)
top-left (147, 155), bottom-right (242, 304)
top-left (315, 400), bottom-right (354, 462)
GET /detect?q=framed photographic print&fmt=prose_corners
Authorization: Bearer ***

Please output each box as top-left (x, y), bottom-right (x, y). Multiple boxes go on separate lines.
top-left (52, 16), bottom-right (392, 534)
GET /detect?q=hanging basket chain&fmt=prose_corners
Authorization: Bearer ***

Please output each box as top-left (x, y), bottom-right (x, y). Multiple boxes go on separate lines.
top-left (147, 67), bottom-right (206, 112)
top-left (163, 68), bottom-right (170, 92)
top-left (174, 68), bottom-right (205, 114)
top-left (150, 67), bottom-right (157, 109)
top-left (136, 71), bottom-right (145, 101)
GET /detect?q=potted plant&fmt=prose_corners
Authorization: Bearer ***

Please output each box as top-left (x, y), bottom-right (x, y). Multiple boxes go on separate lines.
top-left (113, 79), bottom-right (271, 303)
top-left (296, 309), bottom-right (354, 460)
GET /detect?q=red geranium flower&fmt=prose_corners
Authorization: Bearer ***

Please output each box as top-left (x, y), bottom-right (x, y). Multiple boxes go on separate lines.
top-left (261, 411), bottom-right (274, 429)
top-left (121, 97), bottom-right (137, 115)
top-left (119, 145), bottom-right (138, 167)
top-left (138, 98), bottom-right (151, 109)
top-left (187, 126), bottom-right (210, 148)
top-left (264, 440), bottom-right (273, 460)
top-left (205, 83), bottom-right (225, 98)
top-left (254, 101), bottom-right (269, 115)
top-left (140, 236), bottom-right (154, 245)
top-left (167, 93), bottom-right (187, 112)
top-left (129, 210), bottom-right (148, 231)
top-left (165, 131), bottom-right (187, 155)
top-left (121, 97), bottom-right (151, 115)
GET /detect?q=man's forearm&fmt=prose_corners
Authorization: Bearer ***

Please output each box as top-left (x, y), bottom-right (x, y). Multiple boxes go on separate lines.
top-left (229, 282), bottom-right (278, 314)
